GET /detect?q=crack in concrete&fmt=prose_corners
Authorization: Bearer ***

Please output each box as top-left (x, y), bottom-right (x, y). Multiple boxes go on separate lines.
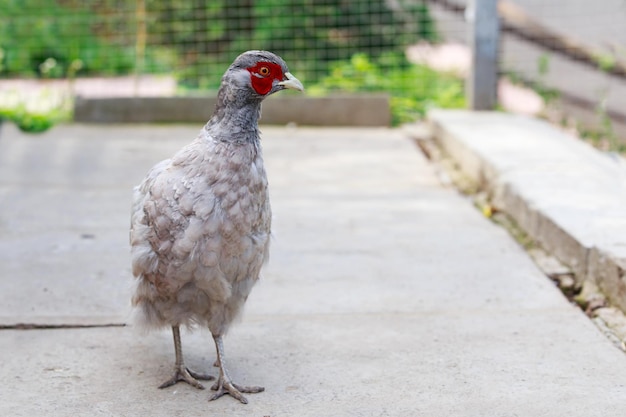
top-left (0, 323), bottom-right (126, 330)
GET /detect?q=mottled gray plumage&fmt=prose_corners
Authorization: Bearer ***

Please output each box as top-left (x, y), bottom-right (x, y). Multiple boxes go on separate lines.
top-left (130, 50), bottom-right (303, 403)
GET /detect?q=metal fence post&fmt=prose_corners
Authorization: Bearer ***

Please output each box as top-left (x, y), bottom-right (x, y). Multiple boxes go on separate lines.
top-left (467, 0), bottom-right (500, 110)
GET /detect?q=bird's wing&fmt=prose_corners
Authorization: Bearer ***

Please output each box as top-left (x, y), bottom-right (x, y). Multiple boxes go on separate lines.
top-left (131, 136), bottom-right (270, 298)
top-left (130, 157), bottom-right (178, 279)
top-left (130, 139), bottom-right (225, 292)
top-left (130, 158), bottom-right (170, 235)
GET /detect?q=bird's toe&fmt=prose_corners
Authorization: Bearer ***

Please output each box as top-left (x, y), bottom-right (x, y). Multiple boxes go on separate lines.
top-left (209, 379), bottom-right (264, 404)
top-left (158, 367), bottom-right (215, 390)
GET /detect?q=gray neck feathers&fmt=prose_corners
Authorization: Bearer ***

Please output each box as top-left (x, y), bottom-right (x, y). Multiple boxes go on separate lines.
top-left (205, 78), bottom-right (262, 144)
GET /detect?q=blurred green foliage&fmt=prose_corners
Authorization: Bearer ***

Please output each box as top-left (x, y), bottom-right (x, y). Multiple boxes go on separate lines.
top-left (0, 0), bottom-right (438, 88)
top-left (0, 0), bottom-right (134, 77)
top-left (310, 54), bottom-right (465, 125)
top-left (172, 0), bottom-right (440, 88)
top-left (0, 102), bottom-right (70, 133)
top-left (0, 0), bottom-right (454, 127)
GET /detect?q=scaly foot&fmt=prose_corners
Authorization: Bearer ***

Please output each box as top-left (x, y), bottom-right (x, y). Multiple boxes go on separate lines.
top-left (209, 377), bottom-right (264, 404)
top-left (209, 333), bottom-right (264, 404)
top-left (158, 366), bottom-right (215, 390)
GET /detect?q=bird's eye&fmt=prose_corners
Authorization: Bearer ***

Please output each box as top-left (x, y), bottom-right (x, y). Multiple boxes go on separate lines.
top-left (259, 66), bottom-right (270, 76)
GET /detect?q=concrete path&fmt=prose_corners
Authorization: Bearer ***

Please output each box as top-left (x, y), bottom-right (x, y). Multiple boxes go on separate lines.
top-left (1, 122), bottom-right (625, 416)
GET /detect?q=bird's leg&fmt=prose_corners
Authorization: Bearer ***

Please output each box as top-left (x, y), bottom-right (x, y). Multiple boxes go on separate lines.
top-left (209, 334), bottom-right (264, 404)
top-left (158, 326), bottom-right (215, 390)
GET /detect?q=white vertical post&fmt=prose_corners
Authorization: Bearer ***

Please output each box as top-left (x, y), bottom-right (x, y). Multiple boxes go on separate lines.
top-left (467, 0), bottom-right (500, 110)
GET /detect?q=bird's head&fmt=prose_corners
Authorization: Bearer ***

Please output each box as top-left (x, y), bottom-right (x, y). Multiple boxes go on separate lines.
top-left (223, 50), bottom-right (304, 100)
top-left (207, 51), bottom-right (303, 143)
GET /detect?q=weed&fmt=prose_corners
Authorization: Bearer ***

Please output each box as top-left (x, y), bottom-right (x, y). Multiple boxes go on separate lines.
top-left (0, 90), bottom-right (71, 133)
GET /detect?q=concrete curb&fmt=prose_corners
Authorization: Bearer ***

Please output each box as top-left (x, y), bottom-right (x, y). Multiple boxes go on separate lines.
top-left (428, 109), bottom-right (626, 312)
top-left (74, 94), bottom-right (392, 126)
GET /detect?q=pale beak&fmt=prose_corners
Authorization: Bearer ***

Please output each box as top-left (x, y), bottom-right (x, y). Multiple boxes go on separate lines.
top-left (278, 72), bottom-right (304, 91)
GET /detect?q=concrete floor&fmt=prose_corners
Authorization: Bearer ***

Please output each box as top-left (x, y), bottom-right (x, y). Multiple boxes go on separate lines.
top-left (1, 122), bottom-right (625, 416)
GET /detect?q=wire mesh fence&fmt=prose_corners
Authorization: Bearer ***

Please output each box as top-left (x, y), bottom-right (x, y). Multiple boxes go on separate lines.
top-left (1, 0), bottom-right (626, 137)
top-left (0, 1), bottom-right (442, 87)
top-left (0, 0), bottom-right (467, 126)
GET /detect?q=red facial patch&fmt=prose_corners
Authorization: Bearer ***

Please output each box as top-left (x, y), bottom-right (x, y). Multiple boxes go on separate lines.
top-left (247, 62), bottom-right (284, 95)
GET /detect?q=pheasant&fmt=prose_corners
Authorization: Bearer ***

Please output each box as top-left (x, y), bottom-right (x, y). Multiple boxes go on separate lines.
top-left (130, 50), bottom-right (303, 403)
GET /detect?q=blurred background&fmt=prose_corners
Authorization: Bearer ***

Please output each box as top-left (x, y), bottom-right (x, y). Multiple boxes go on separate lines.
top-left (1, 0), bottom-right (626, 150)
